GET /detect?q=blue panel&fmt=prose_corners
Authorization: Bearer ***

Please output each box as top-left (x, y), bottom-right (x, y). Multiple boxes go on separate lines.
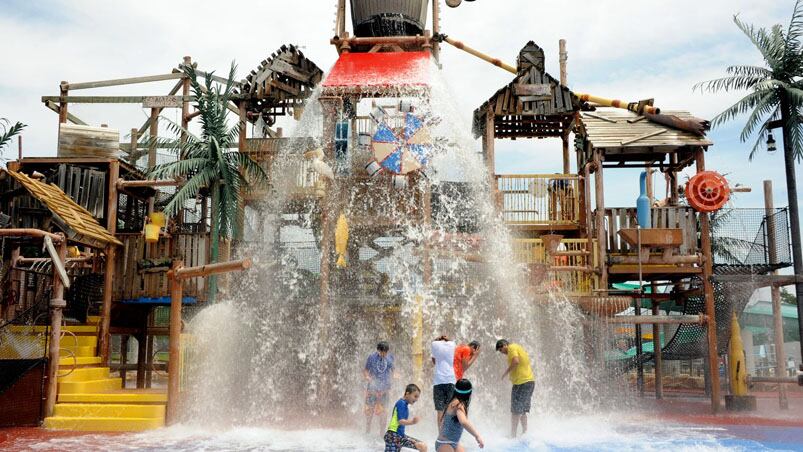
top-left (120, 296), bottom-right (197, 305)
top-left (404, 113), bottom-right (423, 141)
top-left (408, 144), bottom-right (431, 165)
top-left (335, 121), bottom-right (350, 140)
top-left (380, 149), bottom-right (403, 173)
top-left (373, 123), bottom-right (398, 143)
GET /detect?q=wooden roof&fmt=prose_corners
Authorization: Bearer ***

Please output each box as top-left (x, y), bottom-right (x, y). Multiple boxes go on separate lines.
top-left (5, 170), bottom-right (122, 248)
top-left (579, 108), bottom-right (713, 150)
top-left (473, 42), bottom-right (579, 139)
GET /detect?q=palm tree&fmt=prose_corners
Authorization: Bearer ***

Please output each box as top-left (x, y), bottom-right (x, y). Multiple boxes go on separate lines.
top-left (146, 62), bottom-right (267, 301)
top-left (0, 118), bottom-right (26, 161)
top-left (695, 0), bottom-right (803, 361)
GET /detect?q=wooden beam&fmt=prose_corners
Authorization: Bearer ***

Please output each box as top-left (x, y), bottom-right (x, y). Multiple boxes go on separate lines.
top-left (604, 314), bottom-right (705, 325)
top-left (180, 66), bottom-right (243, 88)
top-left (696, 147), bottom-right (721, 414)
top-left (44, 100), bottom-right (87, 125)
top-left (42, 95), bottom-right (195, 104)
top-left (765, 179), bottom-right (789, 409)
top-left (621, 130), bottom-right (667, 146)
top-left (166, 259), bottom-right (183, 424)
top-left (117, 179), bottom-right (179, 188)
top-left (65, 73), bottom-right (184, 91)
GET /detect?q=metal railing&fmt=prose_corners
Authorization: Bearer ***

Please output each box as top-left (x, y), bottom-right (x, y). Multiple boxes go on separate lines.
top-left (512, 238), bottom-right (598, 296)
top-left (496, 174), bottom-right (581, 226)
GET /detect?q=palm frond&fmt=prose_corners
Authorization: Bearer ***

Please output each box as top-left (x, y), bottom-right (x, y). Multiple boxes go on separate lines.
top-left (710, 89), bottom-right (776, 128)
top-left (739, 92), bottom-right (778, 142)
top-left (0, 120), bottom-right (26, 153)
top-left (163, 167), bottom-right (219, 216)
top-left (726, 65), bottom-right (773, 78)
top-left (733, 14), bottom-right (785, 67)
top-left (694, 73), bottom-right (768, 93)
top-left (788, 0), bottom-right (803, 43)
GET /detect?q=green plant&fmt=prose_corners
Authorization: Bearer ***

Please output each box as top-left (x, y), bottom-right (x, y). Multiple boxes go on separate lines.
top-left (695, 1), bottom-right (803, 360)
top-left (146, 62), bottom-right (267, 300)
top-left (0, 118), bottom-right (26, 161)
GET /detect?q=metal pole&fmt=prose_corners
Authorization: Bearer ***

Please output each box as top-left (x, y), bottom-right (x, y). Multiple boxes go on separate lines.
top-left (764, 180), bottom-right (789, 409)
top-left (652, 284), bottom-right (664, 399)
top-left (635, 297), bottom-right (644, 397)
top-left (44, 236), bottom-right (68, 417)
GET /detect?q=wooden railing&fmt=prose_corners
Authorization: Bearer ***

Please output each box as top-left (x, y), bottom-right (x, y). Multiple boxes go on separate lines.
top-left (603, 207), bottom-right (699, 254)
top-left (113, 232), bottom-right (209, 302)
top-left (496, 174), bottom-right (581, 226)
top-left (512, 238), bottom-right (598, 296)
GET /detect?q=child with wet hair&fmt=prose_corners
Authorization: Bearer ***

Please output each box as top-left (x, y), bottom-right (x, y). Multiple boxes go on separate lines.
top-left (384, 383), bottom-right (428, 452)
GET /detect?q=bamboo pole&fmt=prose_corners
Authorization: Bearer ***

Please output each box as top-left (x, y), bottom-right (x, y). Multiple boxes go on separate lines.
top-left (44, 235), bottom-right (68, 417)
top-left (441, 36), bottom-right (517, 74)
top-left (576, 93), bottom-right (660, 115)
top-left (696, 147), bottom-right (721, 413)
top-left (173, 258), bottom-right (252, 280)
top-left (0, 229), bottom-right (64, 242)
top-left (99, 160), bottom-right (119, 365)
top-left (765, 180), bottom-right (789, 409)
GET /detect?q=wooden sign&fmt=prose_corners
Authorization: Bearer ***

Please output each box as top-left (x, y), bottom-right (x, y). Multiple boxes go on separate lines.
top-left (142, 96), bottom-right (183, 108)
top-left (513, 83), bottom-right (551, 97)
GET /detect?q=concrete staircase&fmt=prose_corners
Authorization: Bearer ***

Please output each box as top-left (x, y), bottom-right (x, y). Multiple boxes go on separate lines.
top-left (42, 315), bottom-right (167, 431)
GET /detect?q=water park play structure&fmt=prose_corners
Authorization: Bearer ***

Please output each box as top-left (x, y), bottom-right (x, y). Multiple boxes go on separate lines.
top-left (1, 0), bottom-right (801, 441)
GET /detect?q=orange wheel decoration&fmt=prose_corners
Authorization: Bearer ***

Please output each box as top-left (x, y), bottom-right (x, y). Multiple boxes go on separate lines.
top-left (686, 171), bottom-right (730, 213)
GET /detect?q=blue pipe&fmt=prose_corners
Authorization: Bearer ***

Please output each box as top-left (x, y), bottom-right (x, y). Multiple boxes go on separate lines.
top-left (637, 171), bottom-right (651, 228)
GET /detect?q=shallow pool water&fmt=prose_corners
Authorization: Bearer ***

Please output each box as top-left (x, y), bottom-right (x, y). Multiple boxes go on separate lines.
top-left (7, 416), bottom-right (803, 451)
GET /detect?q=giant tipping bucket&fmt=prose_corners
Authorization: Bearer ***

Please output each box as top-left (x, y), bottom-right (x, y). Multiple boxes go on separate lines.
top-left (350, 0), bottom-right (429, 37)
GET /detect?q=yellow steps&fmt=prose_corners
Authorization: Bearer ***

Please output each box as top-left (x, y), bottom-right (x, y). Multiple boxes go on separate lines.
top-left (58, 390), bottom-right (167, 404)
top-left (60, 335), bottom-right (97, 347)
top-left (43, 315), bottom-right (167, 432)
top-left (59, 356), bottom-right (102, 367)
top-left (53, 403), bottom-right (165, 418)
top-left (7, 325), bottom-right (99, 334)
top-left (58, 377), bottom-right (121, 394)
top-left (58, 366), bottom-right (109, 382)
top-left (43, 416), bottom-right (164, 432)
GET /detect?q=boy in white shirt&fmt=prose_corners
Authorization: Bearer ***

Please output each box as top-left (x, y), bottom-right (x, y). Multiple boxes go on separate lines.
top-left (431, 335), bottom-right (456, 428)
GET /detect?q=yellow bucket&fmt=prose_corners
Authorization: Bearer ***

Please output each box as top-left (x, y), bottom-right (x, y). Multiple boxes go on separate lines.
top-left (144, 224), bottom-right (161, 243)
top-left (149, 211), bottom-right (167, 228)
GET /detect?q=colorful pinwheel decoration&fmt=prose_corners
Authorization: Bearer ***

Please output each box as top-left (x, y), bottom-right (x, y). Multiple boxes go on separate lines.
top-left (369, 113), bottom-right (433, 176)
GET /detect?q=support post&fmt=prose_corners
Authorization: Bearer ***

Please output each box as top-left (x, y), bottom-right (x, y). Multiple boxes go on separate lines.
top-left (336, 0), bottom-right (346, 37)
top-left (764, 180), bottom-right (789, 409)
top-left (593, 150), bottom-right (608, 291)
top-left (432, 0), bottom-right (441, 61)
top-left (128, 128), bottom-right (139, 164)
top-left (120, 335), bottom-right (129, 384)
top-left (44, 236), bottom-right (68, 417)
top-left (99, 160), bottom-right (119, 365)
top-left (562, 132), bottom-right (571, 174)
top-left (148, 108), bottom-right (159, 213)
top-left (696, 147), bottom-right (721, 413)
top-left (167, 260), bottom-right (183, 424)
top-left (559, 39), bottom-right (568, 86)
top-left (136, 331), bottom-right (147, 388)
top-left (652, 282), bottom-right (663, 399)
top-left (484, 108), bottom-right (496, 205)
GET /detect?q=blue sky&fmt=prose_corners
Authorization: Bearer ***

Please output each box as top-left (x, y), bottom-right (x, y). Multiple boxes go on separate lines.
top-left (0, 0), bottom-right (797, 209)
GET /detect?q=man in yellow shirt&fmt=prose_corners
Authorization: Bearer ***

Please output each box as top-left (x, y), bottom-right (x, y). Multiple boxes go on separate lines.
top-left (496, 339), bottom-right (535, 437)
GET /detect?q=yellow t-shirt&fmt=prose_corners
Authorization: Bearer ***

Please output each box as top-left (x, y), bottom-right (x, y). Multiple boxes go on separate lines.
top-left (507, 343), bottom-right (535, 385)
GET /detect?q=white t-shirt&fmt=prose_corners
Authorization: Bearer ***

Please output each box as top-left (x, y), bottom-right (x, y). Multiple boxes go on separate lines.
top-left (431, 340), bottom-right (457, 385)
